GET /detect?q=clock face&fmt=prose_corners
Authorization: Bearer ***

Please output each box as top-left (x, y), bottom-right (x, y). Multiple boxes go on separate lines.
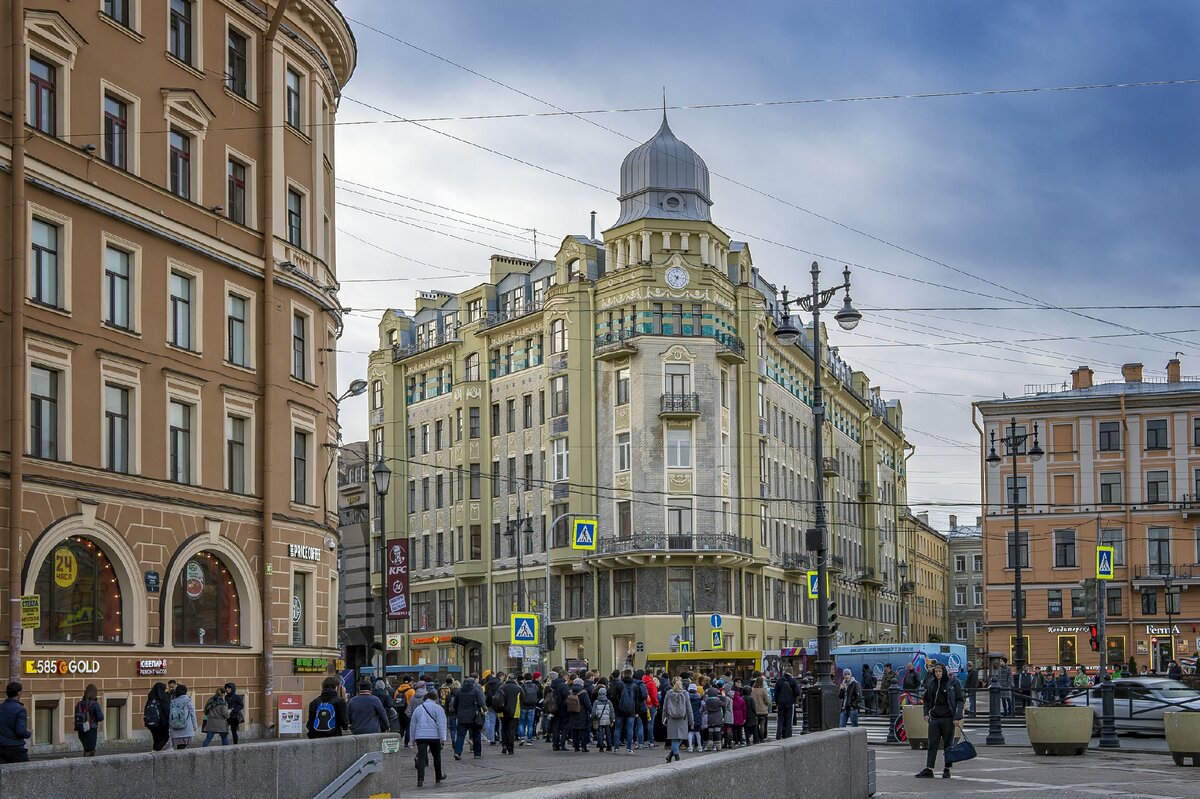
top-left (665, 266), bottom-right (689, 289)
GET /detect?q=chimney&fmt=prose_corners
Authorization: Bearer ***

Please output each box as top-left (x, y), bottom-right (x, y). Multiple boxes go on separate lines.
top-left (1121, 363), bottom-right (1143, 383)
top-left (976, 515), bottom-right (983, 527)
top-left (1167, 359), bottom-right (1181, 383)
top-left (917, 511), bottom-right (930, 526)
top-left (1071, 366), bottom-right (1094, 390)
top-left (949, 514), bottom-right (958, 531)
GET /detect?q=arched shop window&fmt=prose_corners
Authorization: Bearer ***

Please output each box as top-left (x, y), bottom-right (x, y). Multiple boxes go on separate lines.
top-left (35, 535), bottom-right (123, 642)
top-left (172, 551), bottom-right (241, 646)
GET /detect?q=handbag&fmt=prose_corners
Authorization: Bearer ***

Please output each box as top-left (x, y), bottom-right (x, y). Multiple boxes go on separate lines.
top-left (943, 728), bottom-right (977, 765)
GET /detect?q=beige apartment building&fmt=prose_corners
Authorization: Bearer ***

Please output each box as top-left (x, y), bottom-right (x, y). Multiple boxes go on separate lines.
top-left (899, 511), bottom-right (949, 644)
top-left (1, 0), bottom-right (355, 750)
top-left (979, 361), bottom-right (1200, 672)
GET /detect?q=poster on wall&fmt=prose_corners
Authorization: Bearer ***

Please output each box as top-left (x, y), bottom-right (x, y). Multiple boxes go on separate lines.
top-left (386, 540), bottom-right (409, 620)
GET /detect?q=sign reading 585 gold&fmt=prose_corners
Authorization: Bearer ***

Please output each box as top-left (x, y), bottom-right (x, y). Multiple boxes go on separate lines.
top-left (23, 658), bottom-right (100, 676)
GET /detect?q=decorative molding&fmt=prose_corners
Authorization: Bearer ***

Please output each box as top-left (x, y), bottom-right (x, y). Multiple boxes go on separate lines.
top-left (664, 345), bottom-right (695, 363)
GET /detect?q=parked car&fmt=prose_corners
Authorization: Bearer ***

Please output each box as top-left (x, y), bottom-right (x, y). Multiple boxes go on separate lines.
top-left (1086, 678), bottom-right (1200, 734)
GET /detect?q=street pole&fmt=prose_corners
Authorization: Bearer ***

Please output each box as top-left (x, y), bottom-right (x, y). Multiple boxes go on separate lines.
top-left (1164, 575), bottom-right (1175, 672)
top-left (372, 460), bottom-right (393, 680)
top-left (544, 511), bottom-right (575, 672)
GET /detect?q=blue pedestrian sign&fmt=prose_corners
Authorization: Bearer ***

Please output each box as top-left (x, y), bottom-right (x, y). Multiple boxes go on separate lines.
top-left (710, 613), bottom-right (723, 629)
top-left (680, 641), bottom-right (693, 653)
top-left (571, 518), bottom-right (597, 551)
top-left (1096, 546), bottom-right (1115, 581)
top-left (711, 630), bottom-right (724, 650)
top-left (510, 613), bottom-right (539, 645)
top-left (806, 570), bottom-right (820, 599)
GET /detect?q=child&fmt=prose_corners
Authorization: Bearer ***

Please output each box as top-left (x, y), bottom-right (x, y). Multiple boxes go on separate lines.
top-left (590, 686), bottom-right (614, 752)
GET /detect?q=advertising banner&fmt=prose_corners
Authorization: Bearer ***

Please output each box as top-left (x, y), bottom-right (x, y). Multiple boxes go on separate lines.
top-left (386, 539), bottom-right (410, 620)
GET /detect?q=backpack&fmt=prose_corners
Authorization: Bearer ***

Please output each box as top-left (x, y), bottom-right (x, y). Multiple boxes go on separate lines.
top-left (520, 682), bottom-right (540, 708)
top-left (395, 688), bottom-right (409, 715)
top-left (311, 699), bottom-right (336, 733)
top-left (543, 686), bottom-right (559, 715)
top-left (169, 700), bottom-right (189, 731)
top-left (565, 691), bottom-right (581, 714)
top-left (74, 701), bottom-right (91, 733)
top-left (143, 698), bottom-right (162, 728)
top-left (666, 692), bottom-right (687, 720)
top-left (776, 677), bottom-right (796, 704)
top-left (617, 684), bottom-right (635, 716)
top-left (490, 688), bottom-right (507, 713)
top-left (705, 691), bottom-right (724, 715)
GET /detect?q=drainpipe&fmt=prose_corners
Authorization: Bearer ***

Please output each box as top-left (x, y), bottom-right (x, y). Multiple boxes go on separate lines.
top-left (8, 0), bottom-right (28, 683)
top-left (259, 0), bottom-right (293, 726)
top-left (1119, 394), bottom-right (1132, 666)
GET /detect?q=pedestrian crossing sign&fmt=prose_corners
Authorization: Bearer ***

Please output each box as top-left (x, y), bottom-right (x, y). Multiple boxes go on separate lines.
top-left (680, 641), bottom-right (693, 652)
top-left (571, 518), bottom-right (597, 551)
top-left (806, 570), bottom-right (819, 599)
top-left (510, 612), bottom-right (539, 645)
top-left (712, 630), bottom-right (723, 650)
top-left (1097, 545), bottom-right (1115, 580)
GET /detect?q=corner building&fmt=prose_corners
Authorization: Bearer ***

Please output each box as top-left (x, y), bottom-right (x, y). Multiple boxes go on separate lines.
top-left (1, 0), bottom-right (355, 750)
top-left (370, 118), bottom-right (913, 676)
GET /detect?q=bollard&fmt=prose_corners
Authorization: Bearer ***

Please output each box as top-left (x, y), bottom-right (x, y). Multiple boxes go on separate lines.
top-left (886, 683), bottom-right (900, 743)
top-left (986, 680), bottom-right (1005, 745)
top-left (1098, 675), bottom-right (1120, 749)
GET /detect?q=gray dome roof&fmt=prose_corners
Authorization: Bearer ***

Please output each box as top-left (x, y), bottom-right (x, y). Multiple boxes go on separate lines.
top-left (612, 115), bottom-right (712, 228)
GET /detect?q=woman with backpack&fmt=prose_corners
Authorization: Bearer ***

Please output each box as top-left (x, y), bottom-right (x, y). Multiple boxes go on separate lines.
top-left (74, 684), bottom-right (104, 756)
top-left (168, 684), bottom-right (197, 750)
top-left (565, 678), bottom-right (591, 752)
top-left (590, 685), bottom-right (615, 752)
top-left (686, 684), bottom-right (703, 753)
top-left (145, 682), bottom-right (172, 751)
top-left (662, 677), bottom-right (692, 762)
top-left (201, 687), bottom-right (230, 746)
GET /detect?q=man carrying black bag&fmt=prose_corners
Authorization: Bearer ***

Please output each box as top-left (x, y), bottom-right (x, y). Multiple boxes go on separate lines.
top-left (915, 662), bottom-right (963, 779)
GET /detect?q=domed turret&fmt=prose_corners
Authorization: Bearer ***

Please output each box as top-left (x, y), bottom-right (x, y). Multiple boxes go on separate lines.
top-left (612, 114), bottom-right (712, 227)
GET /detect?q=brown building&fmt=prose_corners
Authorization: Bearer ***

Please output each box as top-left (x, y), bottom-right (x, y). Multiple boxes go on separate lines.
top-left (2, 0), bottom-right (355, 750)
top-left (978, 361), bottom-right (1200, 675)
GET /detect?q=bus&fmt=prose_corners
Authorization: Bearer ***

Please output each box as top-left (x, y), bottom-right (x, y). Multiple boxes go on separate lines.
top-left (832, 643), bottom-right (968, 687)
top-left (644, 650), bottom-right (762, 681)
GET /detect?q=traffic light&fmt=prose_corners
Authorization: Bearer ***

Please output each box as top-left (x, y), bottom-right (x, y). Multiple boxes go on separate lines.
top-left (545, 624), bottom-right (556, 652)
top-left (828, 599), bottom-right (839, 635)
top-left (1088, 625), bottom-right (1099, 652)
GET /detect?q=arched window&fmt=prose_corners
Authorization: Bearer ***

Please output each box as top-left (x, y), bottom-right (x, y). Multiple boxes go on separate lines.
top-left (35, 535), bottom-right (123, 642)
top-left (549, 319), bottom-right (567, 354)
top-left (172, 550), bottom-right (241, 646)
top-left (463, 353), bottom-right (480, 381)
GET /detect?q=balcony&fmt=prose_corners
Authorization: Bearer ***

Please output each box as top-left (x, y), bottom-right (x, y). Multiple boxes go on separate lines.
top-left (480, 299), bottom-right (544, 331)
top-left (660, 393), bottom-right (701, 418)
top-left (593, 532), bottom-right (754, 566)
top-left (1132, 563), bottom-right (1200, 585)
top-left (455, 558), bottom-right (489, 581)
top-left (781, 552), bottom-right (811, 572)
top-left (827, 554), bottom-right (846, 573)
top-left (392, 331), bottom-right (461, 362)
top-left (1178, 494), bottom-right (1200, 518)
top-left (594, 330), bottom-right (640, 361)
top-left (857, 565), bottom-right (884, 586)
top-left (822, 457), bottom-right (840, 478)
top-left (858, 480), bottom-right (872, 498)
top-left (714, 332), bottom-right (747, 364)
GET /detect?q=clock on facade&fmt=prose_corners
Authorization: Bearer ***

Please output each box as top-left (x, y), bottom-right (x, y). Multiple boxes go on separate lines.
top-left (665, 266), bottom-right (689, 289)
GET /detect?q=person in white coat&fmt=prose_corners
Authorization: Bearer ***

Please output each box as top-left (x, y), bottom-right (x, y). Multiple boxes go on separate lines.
top-left (409, 690), bottom-right (448, 788)
top-left (168, 684), bottom-right (197, 749)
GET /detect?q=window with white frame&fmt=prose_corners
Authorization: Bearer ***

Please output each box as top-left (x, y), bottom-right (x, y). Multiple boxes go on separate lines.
top-left (291, 310), bottom-right (310, 381)
top-left (286, 188), bottom-right (304, 247)
top-left (226, 415), bottom-right (247, 493)
top-left (293, 429), bottom-right (311, 504)
top-left (168, 399), bottom-right (193, 483)
top-left (954, 585), bottom-right (967, 606)
top-left (30, 217), bottom-right (62, 307)
top-left (551, 438), bottom-right (568, 481)
top-left (168, 128), bottom-right (192, 199)
top-left (30, 365), bottom-right (61, 459)
top-left (168, 0), bottom-right (195, 64)
top-left (972, 584), bottom-right (983, 606)
top-left (103, 383), bottom-right (131, 473)
top-left (227, 292), bottom-right (249, 367)
top-left (666, 427), bottom-right (692, 468)
top-left (285, 67), bottom-right (302, 128)
top-left (549, 319), bottom-right (567, 353)
top-left (103, 245), bottom-right (132, 329)
top-left (168, 270), bottom-right (195, 350)
top-left (615, 432), bottom-right (631, 472)
top-left (954, 554), bottom-right (966, 573)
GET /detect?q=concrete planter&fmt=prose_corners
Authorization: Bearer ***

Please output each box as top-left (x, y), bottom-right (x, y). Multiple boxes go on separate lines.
top-left (901, 705), bottom-right (928, 749)
top-left (1026, 706), bottom-right (1092, 756)
top-left (1165, 711), bottom-right (1200, 767)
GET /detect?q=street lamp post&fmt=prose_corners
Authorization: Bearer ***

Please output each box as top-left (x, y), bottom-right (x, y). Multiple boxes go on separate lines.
top-left (986, 417), bottom-right (1043, 674)
top-left (1163, 574), bottom-right (1176, 672)
top-left (898, 560), bottom-right (912, 643)
top-left (372, 460), bottom-right (392, 677)
top-left (774, 261), bottom-right (862, 732)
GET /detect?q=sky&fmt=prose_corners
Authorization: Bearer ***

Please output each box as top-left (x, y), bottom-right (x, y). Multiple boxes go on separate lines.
top-left (328, 1), bottom-right (1200, 531)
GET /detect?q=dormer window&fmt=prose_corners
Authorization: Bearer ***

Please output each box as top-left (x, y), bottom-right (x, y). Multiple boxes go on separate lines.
top-left (662, 193), bottom-right (684, 211)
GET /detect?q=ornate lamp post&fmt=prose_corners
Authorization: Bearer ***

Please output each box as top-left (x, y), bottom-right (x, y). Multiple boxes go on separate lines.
top-left (372, 460), bottom-right (392, 675)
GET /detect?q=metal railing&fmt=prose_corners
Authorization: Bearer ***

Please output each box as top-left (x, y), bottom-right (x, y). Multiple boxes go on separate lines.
top-left (660, 393), bottom-right (701, 414)
top-left (391, 331), bottom-right (460, 361)
top-left (596, 532), bottom-right (752, 555)
top-left (480, 299), bottom-right (544, 330)
top-left (594, 329), bottom-right (641, 351)
top-left (1178, 494), bottom-right (1200, 510)
top-left (1133, 563), bottom-right (1200, 579)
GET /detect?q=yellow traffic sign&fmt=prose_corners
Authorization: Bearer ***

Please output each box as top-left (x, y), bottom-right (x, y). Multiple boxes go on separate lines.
top-left (806, 571), bottom-right (819, 599)
top-left (679, 641), bottom-right (692, 653)
top-left (571, 519), bottom-right (597, 550)
top-left (1096, 546), bottom-right (1115, 580)
top-left (711, 630), bottom-right (723, 650)
top-left (510, 613), bottom-right (539, 645)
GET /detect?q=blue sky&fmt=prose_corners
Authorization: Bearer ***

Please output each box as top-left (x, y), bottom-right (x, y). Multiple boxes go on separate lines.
top-left (330, 1), bottom-right (1200, 528)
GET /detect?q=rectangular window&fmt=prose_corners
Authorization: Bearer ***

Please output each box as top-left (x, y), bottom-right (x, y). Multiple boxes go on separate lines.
top-left (1146, 470), bottom-right (1169, 503)
top-left (168, 400), bottom-right (192, 483)
top-left (285, 68), bottom-right (302, 128)
top-left (104, 384), bottom-right (130, 473)
top-left (551, 438), bottom-right (568, 481)
top-left (286, 189), bottom-right (303, 247)
top-left (1099, 472), bottom-right (1122, 504)
top-left (293, 430), bottom-right (309, 503)
top-left (103, 246), bottom-right (131, 328)
top-left (469, 464), bottom-right (481, 500)
top-left (227, 159), bottom-right (247, 225)
top-left (1005, 475), bottom-right (1028, 507)
top-left (226, 293), bottom-right (249, 366)
top-left (506, 399), bottom-right (516, 433)
top-left (973, 554), bottom-right (983, 571)
top-left (667, 499), bottom-right (692, 540)
top-left (550, 375), bottom-right (568, 416)
top-left (227, 29), bottom-right (248, 97)
top-left (226, 415), bottom-right (246, 493)
top-left (1070, 588), bottom-right (1085, 617)
top-left (1006, 530), bottom-right (1029, 568)
top-left (292, 312), bottom-right (308, 380)
top-left (1054, 529), bottom-right (1077, 568)
top-left (490, 461), bottom-right (500, 498)
top-left (29, 56), bottom-right (56, 135)
top-left (169, 0), bottom-right (193, 63)
top-left (615, 368), bottom-right (630, 406)
top-left (1148, 527), bottom-right (1171, 571)
top-left (1057, 635), bottom-right (1077, 666)
top-left (371, 380), bottom-right (383, 410)
top-left (1107, 589), bottom-right (1122, 617)
top-left (168, 129), bottom-right (191, 198)
top-left (616, 432), bottom-right (631, 472)
top-left (29, 366), bottom-right (59, 459)
top-left (954, 585), bottom-right (967, 606)
top-left (490, 403), bottom-right (500, 436)
top-left (522, 394), bottom-right (533, 428)
top-left (468, 407), bottom-right (481, 439)
top-left (613, 569), bottom-right (635, 616)
top-left (420, 424), bottom-right (429, 454)
top-left (665, 427), bottom-right (692, 468)
top-left (564, 574), bottom-right (585, 619)
top-left (1146, 419), bottom-right (1168, 450)
top-left (665, 363), bottom-right (691, 395)
top-left (1010, 591), bottom-right (1026, 618)
top-left (1098, 420), bottom-right (1121, 452)
top-left (617, 500), bottom-right (631, 539)
top-left (103, 94), bottom-right (128, 169)
top-left (291, 571), bottom-right (308, 646)
top-left (1099, 528), bottom-right (1125, 565)
top-left (104, 0), bottom-right (130, 26)
top-left (1141, 588), bottom-right (1157, 615)
top-left (168, 271), bottom-right (194, 349)
top-left (666, 567), bottom-right (693, 614)
top-left (30, 218), bottom-right (59, 307)
top-left (954, 555), bottom-right (966, 573)
top-left (549, 319), bottom-right (567, 353)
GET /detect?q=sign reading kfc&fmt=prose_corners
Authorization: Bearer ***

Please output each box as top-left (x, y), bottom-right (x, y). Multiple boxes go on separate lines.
top-left (386, 539), bottom-right (410, 620)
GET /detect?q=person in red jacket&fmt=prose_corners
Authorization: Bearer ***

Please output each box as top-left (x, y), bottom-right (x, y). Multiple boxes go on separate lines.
top-left (639, 670), bottom-right (658, 747)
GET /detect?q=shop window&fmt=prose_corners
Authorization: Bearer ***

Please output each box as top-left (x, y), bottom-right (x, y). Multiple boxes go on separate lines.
top-left (35, 535), bottom-right (123, 642)
top-left (105, 698), bottom-right (125, 741)
top-left (1057, 635), bottom-right (1077, 666)
top-left (34, 702), bottom-right (56, 746)
top-left (172, 551), bottom-right (241, 645)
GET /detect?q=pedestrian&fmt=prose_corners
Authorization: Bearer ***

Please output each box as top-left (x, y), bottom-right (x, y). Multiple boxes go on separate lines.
top-left (545, 671), bottom-right (570, 751)
top-left (348, 681), bottom-right (389, 734)
top-left (994, 658), bottom-right (1013, 716)
top-left (168, 684), bottom-right (197, 749)
top-left (702, 682), bottom-right (724, 751)
top-left (773, 668), bottom-right (799, 739)
top-left (518, 674), bottom-right (540, 746)
top-left (741, 685), bottom-right (757, 745)
top-left (860, 665), bottom-right (877, 714)
top-left (964, 662), bottom-right (979, 717)
top-left (481, 670), bottom-right (501, 746)
top-left (224, 683), bottom-right (245, 743)
top-left (1055, 668), bottom-right (1072, 703)
top-left (441, 677), bottom-right (459, 744)
top-left (0, 682), bottom-right (31, 763)
top-left (685, 684), bottom-right (703, 752)
top-left (567, 678), bottom-right (592, 752)
top-left (662, 677), bottom-right (692, 762)
top-left (731, 683), bottom-right (746, 745)
top-left (615, 669), bottom-right (643, 754)
top-left (638, 669), bottom-right (658, 745)
top-left (750, 676), bottom-right (769, 742)
top-left (73, 683), bottom-right (105, 756)
top-left (452, 675), bottom-right (486, 761)
top-left (306, 676), bottom-right (349, 738)
top-left (590, 685), bottom-right (615, 752)
top-left (498, 673), bottom-right (521, 754)
top-left (915, 662), bottom-right (963, 779)
top-left (838, 669), bottom-right (861, 727)
top-left (410, 690), bottom-right (448, 788)
top-left (395, 675), bottom-right (415, 745)
top-left (372, 679), bottom-right (397, 732)
top-left (200, 686), bottom-right (230, 746)
top-left (144, 682), bottom-right (172, 751)
top-left (1168, 660), bottom-right (1183, 680)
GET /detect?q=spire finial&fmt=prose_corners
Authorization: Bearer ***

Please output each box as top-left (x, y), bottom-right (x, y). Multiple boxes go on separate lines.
top-left (662, 86), bottom-right (667, 123)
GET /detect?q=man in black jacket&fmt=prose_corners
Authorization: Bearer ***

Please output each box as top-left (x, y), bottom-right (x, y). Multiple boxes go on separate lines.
top-left (498, 674), bottom-right (522, 754)
top-left (773, 669), bottom-right (800, 739)
top-left (548, 670), bottom-right (570, 751)
top-left (964, 662), bottom-right (980, 717)
top-left (916, 663), bottom-right (963, 779)
top-left (306, 676), bottom-right (349, 738)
